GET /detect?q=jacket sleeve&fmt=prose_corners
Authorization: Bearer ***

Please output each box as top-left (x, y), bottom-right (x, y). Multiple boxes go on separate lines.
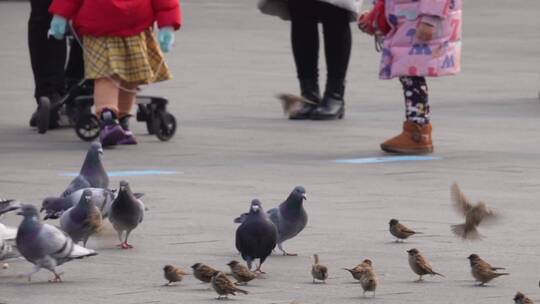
top-left (419, 0), bottom-right (451, 18)
top-left (153, 0), bottom-right (182, 30)
top-left (48, 0), bottom-right (83, 19)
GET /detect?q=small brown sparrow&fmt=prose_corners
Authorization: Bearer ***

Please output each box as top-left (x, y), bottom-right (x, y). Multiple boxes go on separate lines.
top-left (277, 93), bottom-right (317, 117)
top-left (227, 260), bottom-right (256, 285)
top-left (343, 259), bottom-right (373, 281)
top-left (191, 263), bottom-right (218, 283)
top-left (514, 292), bottom-right (534, 304)
top-left (359, 267), bottom-right (378, 297)
top-left (467, 254), bottom-right (508, 286)
top-left (163, 265), bottom-right (188, 285)
top-left (407, 249), bottom-right (444, 281)
top-left (389, 219), bottom-right (421, 242)
top-left (311, 254), bottom-right (328, 283)
top-left (451, 183), bottom-right (497, 240)
top-left (211, 271), bottom-right (248, 299)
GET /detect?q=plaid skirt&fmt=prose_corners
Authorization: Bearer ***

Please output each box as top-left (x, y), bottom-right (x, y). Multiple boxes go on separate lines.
top-left (83, 29), bottom-right (172, 84)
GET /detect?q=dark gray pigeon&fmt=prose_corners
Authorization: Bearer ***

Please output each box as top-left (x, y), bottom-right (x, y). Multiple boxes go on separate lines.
top-left (62, 142), bottom-right (108, 197)
top-left (60, 189), bottom-right (103, 247)
top-left (234, 186), bottom-right (307, 256)
top-left (41, 196), bottom-right (74, 220)
top-left (15, 204), bottom-right (97, 282)
top-left (108, 181), bottom-right (145, 249)
top-left (235, 199), bottom-right (277, 273)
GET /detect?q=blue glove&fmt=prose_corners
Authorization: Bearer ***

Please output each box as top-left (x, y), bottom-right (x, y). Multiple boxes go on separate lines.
top-left (48, 15), bottom-right (67, 40)
top-left (157, 27), bottom-right (175, 53)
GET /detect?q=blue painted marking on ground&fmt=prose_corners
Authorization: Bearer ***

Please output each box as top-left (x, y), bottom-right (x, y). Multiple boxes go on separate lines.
top-left (60, 170), bottom-right (180, 177)
top-left (334, 156), bottom-right (442, 164)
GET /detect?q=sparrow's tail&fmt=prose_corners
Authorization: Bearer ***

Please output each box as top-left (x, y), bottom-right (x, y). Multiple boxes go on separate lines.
top-left (451, 224), bottom-right (482, 240)
top-left (494, 272), bottom-right (510, 277)
top-left (234, 287), bottom-right (248, 294)
top-left (343, 268), bottom-right (354, 274)
top-left (491, 267), bottom-right (505, 271)
top-left (432, 271), bottom-right (445, 278)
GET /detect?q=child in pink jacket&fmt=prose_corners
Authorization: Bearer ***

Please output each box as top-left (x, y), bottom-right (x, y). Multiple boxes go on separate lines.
top-left (359, 0), bottom-right (462, 154)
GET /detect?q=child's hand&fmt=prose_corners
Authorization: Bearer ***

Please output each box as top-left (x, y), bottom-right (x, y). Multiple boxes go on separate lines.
top-left (358, 11), bottom-right (375, 35)
top-left (48, 15), bottom-right (67, 40)
top-left (158, 27), bottom-right (175, 53)
top-left (416, 22), bottom-right (434, 41)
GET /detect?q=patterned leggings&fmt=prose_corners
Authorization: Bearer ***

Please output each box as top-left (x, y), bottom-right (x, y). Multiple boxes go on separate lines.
top-left (399, 76), bottom-right (430, 125)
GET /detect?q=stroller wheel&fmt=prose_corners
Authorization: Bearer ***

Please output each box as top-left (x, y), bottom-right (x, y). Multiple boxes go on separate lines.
top-left (36, 96), bottom-right (51, 134)
top-left (154, 111), bottom-right (177, 141)
top-left (75, 114), bottom-right (100, 141)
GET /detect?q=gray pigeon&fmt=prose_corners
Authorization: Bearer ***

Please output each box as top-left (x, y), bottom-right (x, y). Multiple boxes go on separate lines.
top-left (235, 186), bottom-right (307, 256)
top-left (108, 181), bottom-right (145, 249)
top-left (235, 199), bottom-right (277, 273)
top-left (60, 189), bottom-right (103, 246)
top-left (15, 204), bottom-right (97, 282)
top-left (62, 142), bottom-right (108, 197)
top-left (0, 199), bottom-right (20, 217)
top-left (42, 188), bottom-right (141, 220)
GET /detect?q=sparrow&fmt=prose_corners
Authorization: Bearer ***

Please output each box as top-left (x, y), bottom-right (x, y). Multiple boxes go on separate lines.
top-left (227, 260), bottom-right (256, 285)
top-left (211, 271), bottom-right (248, 299)
top-left (389, 219), bottom-right (421, 242)
top-left (277, 94), bottom-right (317, 117)
top-left (191, 263), bottom-right (218, 283)
top-left (467, 254), bottom-right (508, 286)
top-left (451, 183), bottom-right (497, 240)
top-left (407, 249), bottom-right (444, 281)
top-left (163, 265), bottom-right (188, 285)
top-left (359, 267), bottom-right (378, 297)
top-left (514, 292), bottom-right (534, 304)
top-left (311, 254), bottom-right (328, 283)
top-left (343, 259), bottom-right (373, 281)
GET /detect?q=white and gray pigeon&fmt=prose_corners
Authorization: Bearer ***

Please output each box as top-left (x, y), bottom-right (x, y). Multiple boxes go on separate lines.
top-left (0, 222), bottom-right (19, 261)
top-left (234, 186), bottom-right (307, 256)
top-left (60, 189), bottom-right (103, 247)
top-left (108, 181), bottom-right (145, 249)
top-left (15, 204), bottom-right (97, 282)
top-left (62, 142), bottom-right (109, 197)
top-left (235, 199), bottom-right (277, 273)
top-left (42, 187), bottom-right (119, 220)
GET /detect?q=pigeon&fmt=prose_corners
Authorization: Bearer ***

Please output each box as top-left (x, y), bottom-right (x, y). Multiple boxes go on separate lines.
top-left (60, 189), bottom-right (103, 246)
top-left (163, 265), bottom-right (188, 285)
top-left (311, 254), bottom-right (328, 283)
top-left (227, 260), bottom-right (256, 285)
top-left (407, 248), bottom-right (444, 282)
top-left (108, 181), bottom-right (145, 249)
top-left (234, 186), bottom-right (307, 256)
top-left (0, 223), bottom-right (19, 261)
top-left (467, 254), bottom-right (508, 286)
top-left (211, 271), bottom-right (248, 299)
top-left (514, 292), bottom-right (534, 304)
top-left (42, 188), bottom-right (140, 220)
top-left (0, 199), bottom-right (20, 217)
top-left (235, 199), bottom-right (277, 273)
top-left (62, 142), bottom-right (108, 197)
top-left (15, 204), bottom-right (97, 282)
top-left (389, 219), bottom-right (421, 242)
top-left (451, 183), bottom-right (496, 240)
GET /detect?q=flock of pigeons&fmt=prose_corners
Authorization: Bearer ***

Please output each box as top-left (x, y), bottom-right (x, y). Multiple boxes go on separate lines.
top-left (0, 142), bottom-right (537, 303)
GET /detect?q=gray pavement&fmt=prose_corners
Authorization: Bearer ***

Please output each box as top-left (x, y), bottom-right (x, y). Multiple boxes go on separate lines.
top-left (1, 0), bottom-right (540, 303)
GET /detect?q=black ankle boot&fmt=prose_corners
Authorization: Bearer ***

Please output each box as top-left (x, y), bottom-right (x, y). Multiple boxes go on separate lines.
top-left (310, 79), bottom-right (345, 120)
top-left (289, 78), bottom-right (321, 120)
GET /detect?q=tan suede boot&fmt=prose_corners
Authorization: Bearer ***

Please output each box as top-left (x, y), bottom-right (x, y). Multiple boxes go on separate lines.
top-left (380, 121), bottom-right (433, 154)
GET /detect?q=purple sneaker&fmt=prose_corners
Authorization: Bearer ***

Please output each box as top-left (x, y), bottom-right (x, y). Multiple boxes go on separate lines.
top-left (100, 123), bottom-right (125, 147)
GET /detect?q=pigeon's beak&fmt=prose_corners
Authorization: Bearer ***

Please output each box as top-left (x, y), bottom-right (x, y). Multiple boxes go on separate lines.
top-left (302, 193), bottom-right (307, 200)
top-left (98, 148), bottom-right (104, 155)
top-left (251, 205), bottom-right (260, 212)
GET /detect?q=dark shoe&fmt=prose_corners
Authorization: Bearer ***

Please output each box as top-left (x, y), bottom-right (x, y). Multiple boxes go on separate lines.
top-left (99, 109), bottom-right (125, 147)
top-left (310, 79), bottom-right (345, 120)
top-left (289, 78), bottom-right (321, 120)
top-left (36, 96), bottom-right (51, 134)
top-left (118, 116), bottom-right (138, 145)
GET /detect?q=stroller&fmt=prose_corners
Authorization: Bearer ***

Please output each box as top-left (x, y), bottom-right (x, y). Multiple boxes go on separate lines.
top-left (34, 35), bottom-right (177, 142)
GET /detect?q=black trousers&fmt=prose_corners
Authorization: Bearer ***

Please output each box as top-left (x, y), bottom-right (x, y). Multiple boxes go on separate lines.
top-left (288, 0), bottom-right (352, 82)
top-left (28, 0), bottom-right (83, 101)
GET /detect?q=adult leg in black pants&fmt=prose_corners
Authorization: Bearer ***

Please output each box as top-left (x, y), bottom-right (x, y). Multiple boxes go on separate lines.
top-left (287, 0), bottom-right (352, 120)
top-left (28, 0), bottom-right (67, 128)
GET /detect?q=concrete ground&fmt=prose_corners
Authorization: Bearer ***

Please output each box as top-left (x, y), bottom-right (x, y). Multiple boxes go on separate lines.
top-left (1, 0), bottom-right (539, 303)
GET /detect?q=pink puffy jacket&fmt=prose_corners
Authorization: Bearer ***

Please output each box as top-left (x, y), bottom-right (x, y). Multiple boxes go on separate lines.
top-left (379, 0), bottom-right (462, 79)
